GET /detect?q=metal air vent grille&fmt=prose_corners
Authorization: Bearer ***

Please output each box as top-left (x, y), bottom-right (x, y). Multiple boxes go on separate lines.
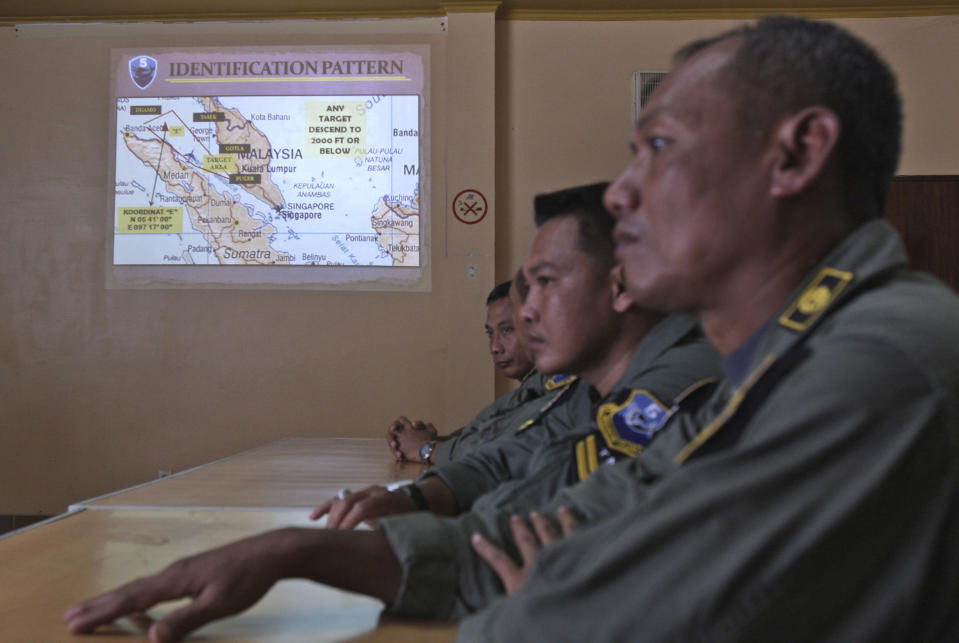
top-left (632, 70), bottom-right (668, 122)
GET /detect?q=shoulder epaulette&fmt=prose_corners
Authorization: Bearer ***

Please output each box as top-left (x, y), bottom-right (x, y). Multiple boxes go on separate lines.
top-left (517, 379), bottom-right (578, 433)
top-left (779, 267), bottom-right (852, 332)
top-left (544, 374), bottom-right (577, 391)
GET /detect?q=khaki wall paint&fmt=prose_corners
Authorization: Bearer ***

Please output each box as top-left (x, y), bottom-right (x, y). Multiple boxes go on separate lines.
top-left (0, 19), bottom-right (501, 514)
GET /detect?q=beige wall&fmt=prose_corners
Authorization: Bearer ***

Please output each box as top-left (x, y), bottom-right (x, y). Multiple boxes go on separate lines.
top-left (3, 12), bottom-right (958, 514)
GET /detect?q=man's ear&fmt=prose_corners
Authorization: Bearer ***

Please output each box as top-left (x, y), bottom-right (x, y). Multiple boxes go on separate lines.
top-left (769, 106), bottom-right (840, 198)
top-left (610, 265), bottom-right (635, 313)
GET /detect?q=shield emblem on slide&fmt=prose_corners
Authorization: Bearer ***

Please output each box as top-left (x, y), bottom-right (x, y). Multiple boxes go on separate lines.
top-left (129, 56), bottom-right (157, 89)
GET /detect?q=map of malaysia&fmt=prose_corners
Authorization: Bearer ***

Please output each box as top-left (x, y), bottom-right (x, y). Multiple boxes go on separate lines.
top-left (114, 95), bottom-right (420, 266)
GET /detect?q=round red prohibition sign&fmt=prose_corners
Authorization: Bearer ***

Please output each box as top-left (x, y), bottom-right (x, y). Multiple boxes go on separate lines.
top-left (452, 189), bottom-right (488, 225)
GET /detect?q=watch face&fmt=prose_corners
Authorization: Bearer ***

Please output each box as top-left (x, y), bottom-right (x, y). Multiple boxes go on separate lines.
top-left (419, 441), bottom-right (434, 462)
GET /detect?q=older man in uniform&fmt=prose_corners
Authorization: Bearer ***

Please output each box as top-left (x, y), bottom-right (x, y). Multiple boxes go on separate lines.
top-left (67, 16), bottom-right (959, 642)
top-left (457, 15), bottom-right (959, 639)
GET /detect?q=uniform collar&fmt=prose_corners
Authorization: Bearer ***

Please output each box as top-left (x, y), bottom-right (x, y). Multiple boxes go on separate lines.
top-left (674, 220), bottom-right (909, 466)
top-left (721, 320), bottom-right (769, 388)
top-left (515, 369), bottom-right (543, 395)
top-left (623, 314), bottom-right (700, 383)
top-left (585, 314), bottom-right (701, 406)
top-left (735, 219), bottom-right (908, 381)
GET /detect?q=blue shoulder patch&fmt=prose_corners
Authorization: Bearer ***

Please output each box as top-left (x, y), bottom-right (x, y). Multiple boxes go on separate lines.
top-left (596, 389), bottom-right (670, 457)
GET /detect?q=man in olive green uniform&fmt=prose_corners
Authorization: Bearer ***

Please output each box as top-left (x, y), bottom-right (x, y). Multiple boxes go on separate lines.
top-left (423, 185), bottom-right (718, 515)
top-left (446, 17), bottom-right (959, 639)
top-left (428, 313), bottom-right (712, 514)
top-left (386, 279), bottom-right (565, 465)
top-left (67, 17), bottom-right (959, 643)
top-left (311, 184), bottom-right (718, 528)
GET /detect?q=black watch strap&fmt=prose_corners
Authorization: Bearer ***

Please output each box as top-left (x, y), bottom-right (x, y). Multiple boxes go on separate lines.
top-left (399, 483), bottom-right (430, 511)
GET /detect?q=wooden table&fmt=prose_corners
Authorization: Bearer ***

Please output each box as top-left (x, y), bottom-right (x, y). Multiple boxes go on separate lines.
top-left (0, 509), bottom-right (456, 642)
top-left (73, 438), bottom-right (427, 511)
top-left (0, 439), bottom-right (457, 642)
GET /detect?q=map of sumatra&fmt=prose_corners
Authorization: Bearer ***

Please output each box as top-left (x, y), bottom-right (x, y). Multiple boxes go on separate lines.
top-left (114, 95), bottom-right (420, 267)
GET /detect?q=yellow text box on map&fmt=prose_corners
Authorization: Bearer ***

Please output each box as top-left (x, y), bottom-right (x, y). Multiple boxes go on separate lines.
top-left (168, 125), bottom-right (186, 137)
top-left (305, 100), bottom-right (366, 159)
top-left (203, 154), bottom-right (237, 174)
top-left (116, 207), bottom-right (183, 234)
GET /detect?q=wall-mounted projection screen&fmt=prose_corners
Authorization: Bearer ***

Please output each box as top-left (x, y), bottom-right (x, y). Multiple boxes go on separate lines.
top-left (109, 40), bottom-right (431, 290)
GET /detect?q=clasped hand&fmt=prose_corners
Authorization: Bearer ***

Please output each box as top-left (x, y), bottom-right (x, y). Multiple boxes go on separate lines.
top-left (386, 415), bottom-right (438, 462)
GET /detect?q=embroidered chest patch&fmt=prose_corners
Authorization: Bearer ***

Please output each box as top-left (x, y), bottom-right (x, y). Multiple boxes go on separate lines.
top-left (596, 389), bottom-right (670, 457)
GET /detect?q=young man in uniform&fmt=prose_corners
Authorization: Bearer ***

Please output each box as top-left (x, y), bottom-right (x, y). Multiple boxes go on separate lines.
top-left (385, 279), bottom-right (570, 465)
top-left (311, 184), bottom-right (718, 528)
top-left (67, 17), bottom-right (959, 642)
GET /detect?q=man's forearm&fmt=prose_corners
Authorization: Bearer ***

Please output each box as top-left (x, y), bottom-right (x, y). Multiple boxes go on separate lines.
top-left (65, 526), bottom-right (405, 639)
top-left (418, 477), bottom-right (459, 516)
top-left (282, 527), bottom-right (402, 603)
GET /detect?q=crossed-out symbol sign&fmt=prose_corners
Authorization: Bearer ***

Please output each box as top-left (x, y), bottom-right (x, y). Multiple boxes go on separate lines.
top-left (452, 189), bottom-right (488, 225)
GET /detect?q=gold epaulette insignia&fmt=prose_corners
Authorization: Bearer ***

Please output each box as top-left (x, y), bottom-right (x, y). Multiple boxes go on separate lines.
top-left (779, 267), bottom-right (852, 332)
top-left (545, 374), bottom-right (577, 391)
top-left (517, 381), bottom-right (577, 433)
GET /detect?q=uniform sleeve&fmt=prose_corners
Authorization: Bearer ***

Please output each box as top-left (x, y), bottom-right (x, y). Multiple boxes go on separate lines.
top-left (421, 410), bottom-right (571, 510)
top-left (431, 428), bottom-right (466, 465)
top-left (379, 509), bottom-right (513, 618)
top-left (470, 447), bottom-right (572, 513)
top-left (378, 389), bottom-right (706, 618)
top-left (457, 338), bottom-right (959, 641)
top-left (472, 337), bottom-right (721, 515)
top-left (434, 377), bottom-right (547, 465)
top-left (431, 393), bottom-right (549, 465)
top-left (469, 407), bottom-right (695, 514)
top-left (433, 400), bottom-right (507, 465)
top-left (428, 425), bottom-right (466, 465)
top-left (541, 412), bottom-right (697, 520)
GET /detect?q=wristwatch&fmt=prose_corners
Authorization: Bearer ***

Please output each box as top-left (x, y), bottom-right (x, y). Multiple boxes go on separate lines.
top-left (398, 483), bottom-right (430, 511)
top-left (419, 440), bottom-right (437, 464)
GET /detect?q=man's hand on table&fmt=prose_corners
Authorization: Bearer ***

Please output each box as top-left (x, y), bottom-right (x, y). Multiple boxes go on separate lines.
top-left (65, 528), bottom-right (403, 643)
top-left (310, 485), bottom-right (417, 529)
top-left (64, 530), bottom-right (289, 643)
top-left (471, 507), bottom-right (580, 595)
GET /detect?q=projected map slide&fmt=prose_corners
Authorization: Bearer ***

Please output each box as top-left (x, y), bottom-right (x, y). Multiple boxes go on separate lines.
top-left (112, 48), bottom-right (424, 269)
